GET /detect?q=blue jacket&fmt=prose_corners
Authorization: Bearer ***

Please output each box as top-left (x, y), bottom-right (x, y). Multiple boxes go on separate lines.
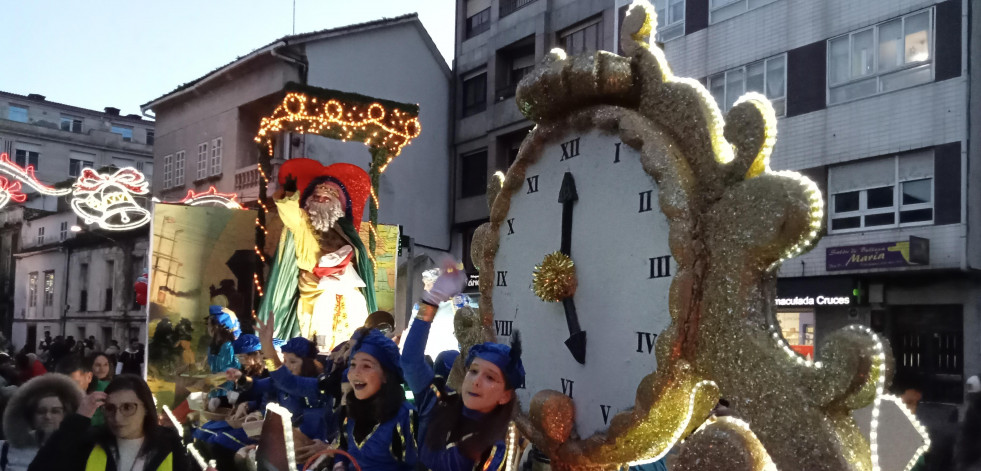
top-left (401, 318), bottom-right (508, 471)
top-left (338, 401), bottom-right (417, 471)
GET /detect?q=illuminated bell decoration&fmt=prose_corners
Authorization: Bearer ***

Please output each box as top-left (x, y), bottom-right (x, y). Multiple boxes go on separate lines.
top-left (0, 176), bottom-right (27, 209)
top-left (71, 167), bottom-right (151, 231)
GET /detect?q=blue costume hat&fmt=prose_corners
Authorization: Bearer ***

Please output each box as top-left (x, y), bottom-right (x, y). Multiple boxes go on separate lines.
top-left (281, 337), bottom-right (316, 359)
top-left (208, 305), bottom-right (241, 339)
top-left (350, 329), bottom-right (402, 380)
top-left (232, 334), bottom-right (261, 354)
top-left (434, 350), bottom-right (459, 379)
top-left (466, 332), bottom-right (524, 390)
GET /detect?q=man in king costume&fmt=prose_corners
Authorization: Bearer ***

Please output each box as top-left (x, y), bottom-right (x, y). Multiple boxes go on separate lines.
top-left (262, 158), bottom-right (376, 349)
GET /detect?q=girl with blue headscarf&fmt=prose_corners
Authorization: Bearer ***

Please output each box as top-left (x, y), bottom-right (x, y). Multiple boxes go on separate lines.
top-left (401, 260), bottom-right (524, 471)
top-left (206, 306), bottom-right (241, 404)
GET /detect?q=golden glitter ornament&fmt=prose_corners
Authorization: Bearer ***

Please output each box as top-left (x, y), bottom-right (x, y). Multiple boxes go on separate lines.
top-left (532, 252), bottom-right (578, 302)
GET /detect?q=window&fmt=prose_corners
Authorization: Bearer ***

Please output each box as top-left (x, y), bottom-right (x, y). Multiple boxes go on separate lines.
top-left (462, 72), bottom-right (487, 117)
top-left (653, 0), bottom-right (685, 42)
top-left (460, 149), bottom-right (488, 198)
top-left (79, 263), bottom-right (88, 311)
top-left (111, 125), bottom-right (133, 141)
top-left (15, 148), bottom-right (40, 169)
top-left (500, 0), bottom-right (536, 18)
top-left (112, 157), bottom-right (135, 169)
top-left (69, 158), bottom-right (95, 177)
top-left (174, 151), bottom-right (185, 186)
top-left (28, 272), bottom-right (38, 307)
top-left (105, 260), bottom-right (114, 311)
top-left (496, 41), bottom-right (535, 101)
top-left (708, 54), bottom-right (787, 116)
top-left (43, 271), bottom-right (55, 306)
top-left (59, 222), bottom-right (68, 241)
top-left (710, 0), bottom-right (778, 25)
top-left (60, 116), bottom-right (83, 133)
top-left (7, 105), bottom-right (27, 123)
top-left (197, 142), bottom-right (209, 180)
top-left (828, 151), bottom-right (934, 232)
top-left (466, 7), bottom-right (491, 39)
top-left (162, 154), bottom-right (173, 188)
top-left (210, 138), bottom-right (222, 176)
top-left (828, 8), bottom-right (933, 104)
top-left (37, 226), bottom-right (45, 245)
top-left (561, 18), bottom-right (603, 55)
top-left (145, 130), bottom-right (154, 145)
top-left (138, 160), bottom-right (153, 177)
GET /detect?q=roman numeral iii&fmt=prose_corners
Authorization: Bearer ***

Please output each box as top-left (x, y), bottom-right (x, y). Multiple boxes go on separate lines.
top-left (649, 256), bottom-right (671, 279)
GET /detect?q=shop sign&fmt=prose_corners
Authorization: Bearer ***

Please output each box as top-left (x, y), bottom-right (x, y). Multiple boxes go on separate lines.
top-left (467, 274), bottom-right (479, 289)
top-left (775, 295), bottom-right (851, 307)
top-left (826, 237), bottom-right (929, 271)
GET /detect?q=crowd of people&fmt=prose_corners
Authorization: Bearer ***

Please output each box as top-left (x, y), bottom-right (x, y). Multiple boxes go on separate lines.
top-left (0, 261), bottom-right (976, 471)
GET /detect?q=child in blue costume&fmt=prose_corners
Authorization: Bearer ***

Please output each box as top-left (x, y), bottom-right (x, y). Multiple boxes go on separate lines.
top-left (229, 334), bottom-right (332, 449)
top-left (193, 333), bottom-right (266, 466)
top-left (206, 305), bottom-right (242, 403)
top-left (335, 328), bottom-right (417, 471)
top-left (401, 262), bottom-right (524, 471)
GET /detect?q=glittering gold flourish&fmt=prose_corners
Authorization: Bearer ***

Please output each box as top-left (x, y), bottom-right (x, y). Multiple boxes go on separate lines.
top-left (471, 1), bottom-right (889, 470)
top-left (532, 252), bottom-right (578, 302)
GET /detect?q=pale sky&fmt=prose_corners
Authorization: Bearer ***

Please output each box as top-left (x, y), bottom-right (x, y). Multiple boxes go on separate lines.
top-left (1, 1), bottom-right (455, 116)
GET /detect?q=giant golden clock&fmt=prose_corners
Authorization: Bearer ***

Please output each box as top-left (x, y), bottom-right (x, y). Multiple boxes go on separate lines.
top-left (470, 3), bottom-right (890, 471)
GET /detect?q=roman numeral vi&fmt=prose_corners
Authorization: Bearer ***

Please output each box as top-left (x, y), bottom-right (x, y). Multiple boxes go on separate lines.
top-left (561, 378), bottom-right (574, 398)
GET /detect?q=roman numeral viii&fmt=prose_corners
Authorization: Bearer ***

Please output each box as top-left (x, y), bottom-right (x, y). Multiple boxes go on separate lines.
top-left (560, 137), bottom-right (580, 161)
top-left (495, 320), bottom-right (512, 337)
top-left (526, 175), bottom-right (539, 194)
top-left (636, 331), bottom-right (657, 354)
top-left (649, 256), bottom-right (671, 279)
top-left (496, 271), bottom-right (508, 287)
top-left (561, 378), bottom-right (574, 398)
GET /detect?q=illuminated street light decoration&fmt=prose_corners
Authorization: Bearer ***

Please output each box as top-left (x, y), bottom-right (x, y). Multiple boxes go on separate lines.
top-left (0, 176), bottom-right (27, 209)
top-left (71, 167), bottom-right (151, 231)
top-left (0, 152), bottom-right (71, 198)
top-left (179, 186), bottom-right (243, 209)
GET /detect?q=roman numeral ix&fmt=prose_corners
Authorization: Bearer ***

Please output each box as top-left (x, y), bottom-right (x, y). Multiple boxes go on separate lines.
top-left (560, 137), bottom-right (580, 161)
top-left (496, 271), bottom-right (508, 287)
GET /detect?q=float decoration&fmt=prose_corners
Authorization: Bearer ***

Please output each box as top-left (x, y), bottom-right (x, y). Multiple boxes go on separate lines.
top-left (179, 186), bottom-right (243, 209)
top-left (467, 2), bottom-right (915, 470)
top-left (70, 167), bottom-right (151, 231)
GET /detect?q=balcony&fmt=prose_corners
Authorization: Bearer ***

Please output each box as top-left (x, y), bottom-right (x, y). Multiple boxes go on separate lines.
top-left (235, 166), bottom-right (261, 201)
top-left (499, 0), bottom-right (536, 18)
top-left (465, 8), bottom-right (491, 39)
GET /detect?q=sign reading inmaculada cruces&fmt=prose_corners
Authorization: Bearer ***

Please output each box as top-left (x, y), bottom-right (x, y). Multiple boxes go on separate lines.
top-left (826, 237), bottom-right (929, 271)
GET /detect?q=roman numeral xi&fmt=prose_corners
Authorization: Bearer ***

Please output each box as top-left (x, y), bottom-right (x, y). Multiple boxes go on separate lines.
top-left (526, 175), bottom-right (539, 194)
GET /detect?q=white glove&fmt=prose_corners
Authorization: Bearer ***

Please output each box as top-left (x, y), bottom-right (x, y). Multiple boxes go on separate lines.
top-left (422, 258), bottom-right (467, 305)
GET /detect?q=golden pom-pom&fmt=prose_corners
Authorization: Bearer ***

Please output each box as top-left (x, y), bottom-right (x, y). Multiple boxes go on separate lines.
top-left (532, 252), bottom-right (578, 302)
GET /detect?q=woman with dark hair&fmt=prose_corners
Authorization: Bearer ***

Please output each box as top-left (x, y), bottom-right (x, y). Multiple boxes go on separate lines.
top-left (0, 374), bottom-right (82, 471)
top-left (401, 262), bottom-right (524, 471)
top-left (28, 374), bottom-right (191, 471)
top-left (86, 352), bottom-right (113, 427)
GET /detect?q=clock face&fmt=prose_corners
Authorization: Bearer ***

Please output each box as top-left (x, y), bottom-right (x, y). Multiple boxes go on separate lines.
top-left (492, 128), bottom-right (675, 437)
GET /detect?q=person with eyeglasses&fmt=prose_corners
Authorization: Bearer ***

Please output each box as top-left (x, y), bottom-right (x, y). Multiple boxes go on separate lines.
top-left (0, 374), bottom-right (82, 471)
top-left (27, 374), bottom-right (192, 471)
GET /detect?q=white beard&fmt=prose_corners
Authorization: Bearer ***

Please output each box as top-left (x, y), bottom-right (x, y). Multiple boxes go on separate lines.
top-left (306, 197), bottom-right (344, 232)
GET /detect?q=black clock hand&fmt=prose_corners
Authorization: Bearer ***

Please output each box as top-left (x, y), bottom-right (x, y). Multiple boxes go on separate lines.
top-left (558, 172), bottom-right (586, 364)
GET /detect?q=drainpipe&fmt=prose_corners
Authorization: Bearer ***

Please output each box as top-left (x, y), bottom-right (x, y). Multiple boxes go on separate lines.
top-left (270, 42), bottom-right (308, 84)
